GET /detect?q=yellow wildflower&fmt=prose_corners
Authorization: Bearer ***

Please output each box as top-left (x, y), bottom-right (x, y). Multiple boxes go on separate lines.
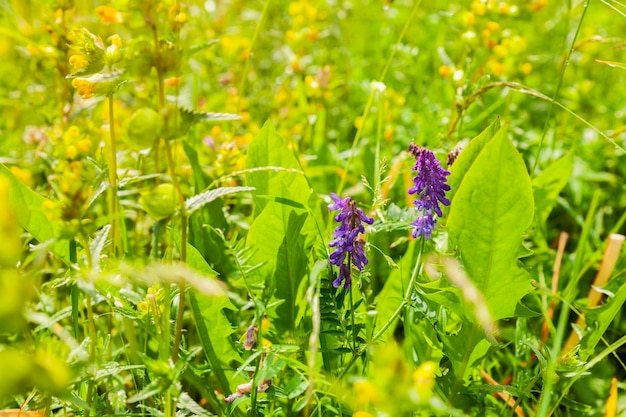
top-left (493, 44), bottom-right (507, 58)
top-left (76, 138), bottom-right (92, 154)
top-left (486, 21), bottom-right (500, 32)
top-left (413, 361), bottom-right (436, 400)
top-left (96, 5), bottom-right (122, 23)
top-left (438, 65), bottom-right (452, 78)
top-left (531, 0), bottom-right (548, 11)
top-left (490, 61), bottom-right (505, 76)
top-left (354, 380), bottom-right (379, 404)
top-left (65, 145), bottom-right (78, 160)
top-left (165, 77), bottom-right (181, 88)
top-left (71, 79), bottom-right (94, 99)
top-left (69, 54), bottom-right (88, 70)
top-left (353, 412), bottom-right (374, 417)
top-left (521, 62), bottom-right (533, 74)
top-left (109, 34), bottom-right (122, 48)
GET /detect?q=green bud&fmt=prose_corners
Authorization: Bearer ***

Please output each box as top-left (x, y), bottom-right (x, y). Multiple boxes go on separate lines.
top-left (140, 184), bottom-right (177, 220)
top-left (125, 107), bottom-right (163, 150)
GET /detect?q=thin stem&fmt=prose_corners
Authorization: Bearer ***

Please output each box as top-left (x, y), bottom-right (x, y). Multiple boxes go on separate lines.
top-left (531, 0), bottom-right (591, 176)
top-left (235, 0), bottom-right (272, 114)
top-left (84, 295), bottom-right (98, 417)
top-left (349, 261), bottom-right (356, 352)
top-left (371, 239), bottom-right (424, 342)
top-left (163, 130), bottom-right (189, 363)
top-left (107, 95), bottom-right (120, 256)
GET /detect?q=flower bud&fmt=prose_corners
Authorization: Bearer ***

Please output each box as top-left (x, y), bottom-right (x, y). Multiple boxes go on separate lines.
top-left (140, 184), bottom-right (177, 220)
top-left (125, 107), bottom-right (163, 150)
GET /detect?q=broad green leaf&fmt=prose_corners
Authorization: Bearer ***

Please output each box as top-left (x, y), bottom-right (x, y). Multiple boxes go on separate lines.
top-left (181, 238), bottom-right (241, 384)
top-left (246, 202), bottom-right (309, 334)
top-left (245, 121), bottom-right (310, 216)
top-left (447, 131), bottom-right (534, 320)
top-left (189, 291), bottom-right (241, 371)
top-left (0, 164), bottom-right (69, 264)
top-left (447, 118), bottom-right (502, 205)
top-left (532, 152), bottom-right (573, 225)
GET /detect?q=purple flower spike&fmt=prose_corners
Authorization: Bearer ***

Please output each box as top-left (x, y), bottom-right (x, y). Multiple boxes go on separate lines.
top-left (408, 144), bottom-right (451, 240)
top-left (328, 193), bottom-right (374, 290)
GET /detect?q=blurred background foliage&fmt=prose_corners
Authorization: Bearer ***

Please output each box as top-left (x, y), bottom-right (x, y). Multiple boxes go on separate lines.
top-left (1, 0), bottom-right (626, 416)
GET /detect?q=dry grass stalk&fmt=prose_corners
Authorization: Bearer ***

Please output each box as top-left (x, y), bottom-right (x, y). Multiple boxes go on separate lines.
top-left (541, 232), bottom-right (569, 342)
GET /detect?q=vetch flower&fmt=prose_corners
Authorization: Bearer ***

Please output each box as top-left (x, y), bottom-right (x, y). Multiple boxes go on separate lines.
top-left (328, 193), bottom-right (374, 290)
top-left (408, 143), bottom-right (451, 240)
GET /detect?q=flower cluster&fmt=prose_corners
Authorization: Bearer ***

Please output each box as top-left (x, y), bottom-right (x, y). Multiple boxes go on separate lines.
top-left (408, 143), bottom-right (451, 240)
top-left (328, 193), bottom-right (374, 290)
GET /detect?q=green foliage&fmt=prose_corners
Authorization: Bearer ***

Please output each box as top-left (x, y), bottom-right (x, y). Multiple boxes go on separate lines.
top-left (447, 127), bottom-right (535, 320)
top-left (2, 1), bottom-right (626, 416)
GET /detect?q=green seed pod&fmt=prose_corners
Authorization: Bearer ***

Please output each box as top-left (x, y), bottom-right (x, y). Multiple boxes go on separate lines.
top-left (140, 183), bottom-right (176, 220)
top-left (124, 107), bottom-right (163, 150)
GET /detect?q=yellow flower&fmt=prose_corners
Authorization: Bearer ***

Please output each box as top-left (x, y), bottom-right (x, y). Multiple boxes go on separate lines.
top-left (165, 77), bottom-right (181, 88)
top-left (354, 379), bottom-right (379, 404)
top-left (76, 138), bottom-right (92, 154)
top-left (493, 44), bottom-right (507, 58)
top-left (531, 0), bottom-right (548, 11)
top-left (96, 5), bottom-right (122, 23)
top-left (413, 361), bottom-right (436, 400)
top-left (353, 412), bottom-right (375, 417)
top-left (69, 54), bottom-right (89, 70)
top-left (64, 126), bottom-right (80, 143)
top-left (490, 61), bottom-right (505, 76)
top-left (109, 34), bottom-right (122, 48)
top-left (65, 145), bottom-right (78, 159)
top-left (261, 317), bottom-right (271, 332)
top-left (174, 13), bottom-right (187, 23)
top-left (71, 79), bottom-right (94, 99)
top-left (486, 21), bottom-right (500, 33)
top-left (521, 62), bottom-right (533, 75)
top-left (438, 65), bottom-right (452, 78)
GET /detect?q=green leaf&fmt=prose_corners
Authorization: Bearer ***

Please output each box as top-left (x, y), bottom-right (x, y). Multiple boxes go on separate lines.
top-left (447, 118), bottom-right (502, 206)
top-left (447, 130), bottom-right (534, 320)
top-left (246, 202), bottom-right (309, 334)
top-left (189, 291), bottom-right (241, 395)
top-left (532, 152), bottom-right (573, 225)
top-left (186, 186), bottom-right (255, 215)
top-left (245, 121), bottom-right (310, 216)
top-left (0, 164), bottom-right (69, 264)
top-left (179, 238), bottom-right (241, 391)
top-left (579, 275), bottom-right (626, 360)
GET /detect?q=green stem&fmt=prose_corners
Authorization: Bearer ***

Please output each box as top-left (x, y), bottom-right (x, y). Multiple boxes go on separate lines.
top-left (84, 295), bottom-right (98, 417)
top-left (531, 0), bottom-right (590, 176)
top-left (349, 264), bottom-right (356, 352)
top-left (107, 95), bottom-right (120, 256)
top-left (371, 239), bottom-right (423, 342)
top-left (235, 0), bottom-right (272, 114)
top-left (163, 138), bottom-right (188, 362)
